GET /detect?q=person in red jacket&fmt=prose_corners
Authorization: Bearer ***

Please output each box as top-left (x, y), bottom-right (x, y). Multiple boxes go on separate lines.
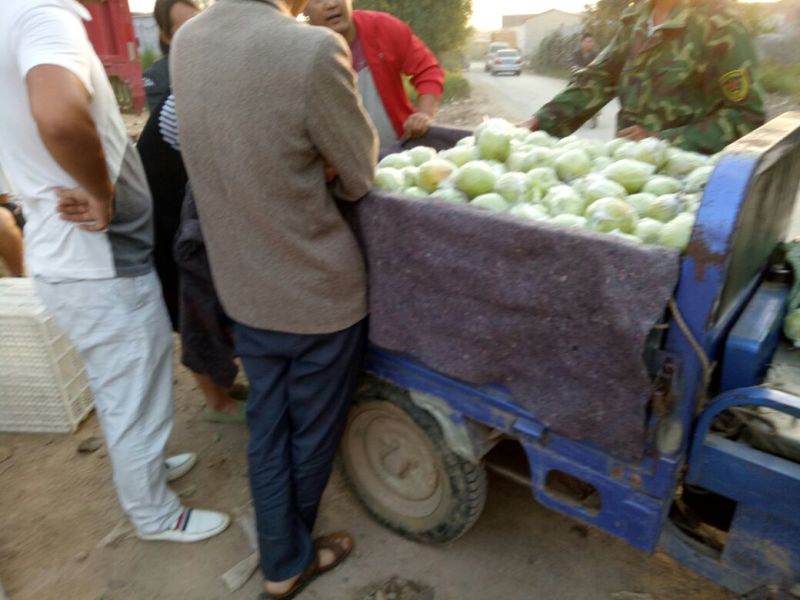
top-left (305, 0), bottom-right (445, 149)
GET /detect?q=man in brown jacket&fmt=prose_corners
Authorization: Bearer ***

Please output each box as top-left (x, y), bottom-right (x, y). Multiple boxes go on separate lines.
top-left (170, 0), bottom-right (378, 596)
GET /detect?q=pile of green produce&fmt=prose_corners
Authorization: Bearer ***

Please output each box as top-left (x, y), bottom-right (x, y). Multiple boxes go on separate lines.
top-left (373, 118), bottom-right (722, 251)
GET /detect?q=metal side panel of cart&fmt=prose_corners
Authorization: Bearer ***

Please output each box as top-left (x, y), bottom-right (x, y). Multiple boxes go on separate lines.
top-left (354, 113), bottom-right (800, 594)
top-left (658, 113), bottom-right (800, 593)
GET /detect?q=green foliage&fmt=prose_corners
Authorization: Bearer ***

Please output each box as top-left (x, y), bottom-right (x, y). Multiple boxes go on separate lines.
top-left (760, 60), bottom-right (800, 101)
top-left (404, 71), bottom-right (471, 105)
top-left (441, 71), bottom-right (471, 103)
top-left (530, 29), bottom-right (580, 79)
top-left (353, 0), bottom-right (473, 57)
top-left (140, 47), bottom-right (160, 71)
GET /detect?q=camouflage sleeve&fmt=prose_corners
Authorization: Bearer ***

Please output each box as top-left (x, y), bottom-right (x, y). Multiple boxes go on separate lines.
top-left (534, 29), bottom-right (629, 137)
top-left (658, 19), bottom-right (766, 154)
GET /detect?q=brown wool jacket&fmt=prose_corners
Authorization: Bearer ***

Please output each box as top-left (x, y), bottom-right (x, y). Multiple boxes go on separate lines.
top-left (171, 0), bottom-right (378, 334)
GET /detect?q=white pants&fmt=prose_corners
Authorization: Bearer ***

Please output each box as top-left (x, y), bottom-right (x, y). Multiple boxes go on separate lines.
top-left (34, 271), bottom-right (182, 534)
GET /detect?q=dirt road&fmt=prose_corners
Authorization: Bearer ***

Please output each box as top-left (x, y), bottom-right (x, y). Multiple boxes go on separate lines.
top-left (460, 63), bottom-right (620, 141)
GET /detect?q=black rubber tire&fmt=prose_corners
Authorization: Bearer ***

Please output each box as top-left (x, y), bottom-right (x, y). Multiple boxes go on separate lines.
top-left (340, 376), bottom-right (487, 544)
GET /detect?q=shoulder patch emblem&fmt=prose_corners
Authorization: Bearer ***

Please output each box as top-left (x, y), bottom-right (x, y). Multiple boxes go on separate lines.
top-left (720, 69), bottom-right (750, 103)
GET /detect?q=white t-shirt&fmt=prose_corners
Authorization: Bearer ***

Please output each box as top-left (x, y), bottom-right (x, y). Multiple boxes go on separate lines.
top-left (0, 0), bottom-right (132, 280)
top-left (0, 164), bottom-right (13, 196)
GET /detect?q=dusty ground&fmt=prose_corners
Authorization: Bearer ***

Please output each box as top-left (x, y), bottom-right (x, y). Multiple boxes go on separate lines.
top-left (0, 344), bottom-right (735, 600)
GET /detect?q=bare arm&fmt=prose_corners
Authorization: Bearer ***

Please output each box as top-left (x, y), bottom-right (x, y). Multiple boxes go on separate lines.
top-left (27, 65), bottom-right (114, 208)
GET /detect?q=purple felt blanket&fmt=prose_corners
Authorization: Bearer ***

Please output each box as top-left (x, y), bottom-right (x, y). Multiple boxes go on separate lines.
top-left (349, 128), bottom-right (681, 461)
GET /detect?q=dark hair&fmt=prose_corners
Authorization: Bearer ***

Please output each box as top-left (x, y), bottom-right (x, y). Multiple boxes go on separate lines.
top-left (581, 32), bottom-right (594, 41)
top-left (154, 0), bottom-right (199, 55)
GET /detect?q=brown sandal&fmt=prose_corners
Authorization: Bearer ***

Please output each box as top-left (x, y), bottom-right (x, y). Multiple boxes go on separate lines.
top-left (258, 532), bottom-right (353, 599)
top-left (314, 531), bottom-right (354, 574)
top-left (259, 558), bottom-right (319, 600)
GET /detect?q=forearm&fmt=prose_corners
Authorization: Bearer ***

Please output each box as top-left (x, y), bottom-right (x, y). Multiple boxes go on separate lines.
top-left (535, 85), bottom-right (613, 137)
top-left (37, 113), bottom-right (113, 201)
top-left (27, 66), bottom-right (114, 203)
top-left (415, 94), bottom-right (438, 118)
top-left (659, 106), bottom-right (766, 154)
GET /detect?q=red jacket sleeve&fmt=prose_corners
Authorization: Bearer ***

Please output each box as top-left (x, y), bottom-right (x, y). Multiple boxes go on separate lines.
top-left (401, 28), bottom-right (444, 99)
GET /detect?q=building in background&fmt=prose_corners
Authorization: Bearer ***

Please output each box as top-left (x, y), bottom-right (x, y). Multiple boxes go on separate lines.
top-left (497, 9), bottom-right (583, 59)
top-left (133, 12), bottom-right (160, 56)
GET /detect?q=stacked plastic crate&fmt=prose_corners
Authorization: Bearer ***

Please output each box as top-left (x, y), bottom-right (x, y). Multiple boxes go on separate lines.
top-left (0, 279), bottom-right (93, 433)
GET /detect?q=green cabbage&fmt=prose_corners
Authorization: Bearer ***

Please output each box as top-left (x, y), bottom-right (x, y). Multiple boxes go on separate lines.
top-left (418, 159), bottom-right (455, 192)
top-left (684, 165), bottom-right (715, 193)
top-left (476, 119), bottom-right (513, 162)
top-left (408, 146), bottom-right (437, 166)
top-left (646, 194), bottom-right (683, 222)
top-left (634, 218), bottom-right (665, 244)
top-left (506, 152), bottom-right (527, 173)
top-left (592, 156), bottom-right (614, 172)
top-left (403, 187), bottom-right (429, 198)
top-left (555, 148), bottom-right (592, 181)
top-left (527, 167), bottom-right (560, 195)
top-left (626, 138), bottom-right (669, 167)
top-left (642, 175), bottom-right (683, 196)
top-left (611, 140), bottom-right (637, 160)
top-left (625, 193), bottom-right (658, 217)
top-left (605, 138), bottom-right (631, 157)
top-left (470, 193), bottom-right (509, 212)
top-left (378, 152), bottom-right (413, 170)
top-left (440, 145), bottom-right (480, 167)
top-left (544, 184), bottom-right (588, 216)
top-left (454, 162), bottom-right (498, 198)
top-left (431, 187), bottom-right (469, 203)
top-left (509, 203), bottom-right (549, 221)
top-left (400, 166), bottom-right (419, 188)
top-left (664, 149), bottom-right (708, 177)
top-left (602, 159), bottom-right (656, 193)
top-left (526, 131), bottom-right (556, 147)
top-left (584, 176), bottom-right (628, 203)
top-left (495, 172), bottom-right (532, 203)
top-left (551, 214), bottom-right (587, 228)
top-left (520, 147), bottom-right (556, 171)
top-left (585, 197), bottom-right (638, 233)
top-left (374, 167), bottom-right (406, 192)
top-left (659, 213), bottom-right (695, 250)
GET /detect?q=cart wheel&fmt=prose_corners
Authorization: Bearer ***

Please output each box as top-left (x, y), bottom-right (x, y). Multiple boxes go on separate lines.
top-left (341, 378), bottom-right (487, 544)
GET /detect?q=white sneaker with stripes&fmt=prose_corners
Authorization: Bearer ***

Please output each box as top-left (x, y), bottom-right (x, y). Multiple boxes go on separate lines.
top-left (139, 508), bottom-right (231, 543)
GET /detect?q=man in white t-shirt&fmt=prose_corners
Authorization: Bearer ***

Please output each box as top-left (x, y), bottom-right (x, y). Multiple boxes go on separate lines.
top-left (0, 0), bottom-right (229, 542)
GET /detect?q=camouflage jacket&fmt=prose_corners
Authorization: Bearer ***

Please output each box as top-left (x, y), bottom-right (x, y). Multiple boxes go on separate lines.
top-left (535, 0), bottom-right (766, 154)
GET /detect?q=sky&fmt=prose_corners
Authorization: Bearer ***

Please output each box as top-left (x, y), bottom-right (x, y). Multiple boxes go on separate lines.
top-left (128, 0), bottom-right (781, 31)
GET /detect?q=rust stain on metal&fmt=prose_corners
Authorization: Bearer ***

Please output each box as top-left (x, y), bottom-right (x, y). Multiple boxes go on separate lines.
top-left (629, 473), bottom-right (642, 488)
top-left (685, 226), bottom-right (725, 281)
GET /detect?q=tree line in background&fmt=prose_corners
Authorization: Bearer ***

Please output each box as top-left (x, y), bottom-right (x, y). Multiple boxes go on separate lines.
top-left (353, 0), bottom-right (473, 61)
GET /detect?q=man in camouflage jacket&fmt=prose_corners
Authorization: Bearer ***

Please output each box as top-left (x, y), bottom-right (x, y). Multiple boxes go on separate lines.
top-left (524, 0), bottom-right (766, 154)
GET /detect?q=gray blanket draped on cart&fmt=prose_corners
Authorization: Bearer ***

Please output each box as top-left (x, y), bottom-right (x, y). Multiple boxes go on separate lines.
top-left (349, 128), bottom-right (682, 461)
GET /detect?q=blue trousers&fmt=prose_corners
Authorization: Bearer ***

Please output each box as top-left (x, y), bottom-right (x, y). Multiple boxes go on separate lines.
top-left (233, 319), bottom-right (366, 581)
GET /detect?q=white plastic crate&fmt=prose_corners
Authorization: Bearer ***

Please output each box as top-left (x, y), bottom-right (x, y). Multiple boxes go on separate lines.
top-left (0, 278), bottom-right (93, 433)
